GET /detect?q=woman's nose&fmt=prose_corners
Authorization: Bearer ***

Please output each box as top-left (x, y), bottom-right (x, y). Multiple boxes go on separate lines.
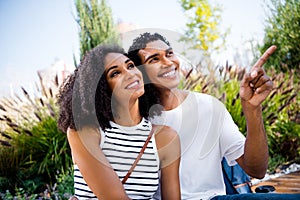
top-left (125, 69), bottom-right (135, 80)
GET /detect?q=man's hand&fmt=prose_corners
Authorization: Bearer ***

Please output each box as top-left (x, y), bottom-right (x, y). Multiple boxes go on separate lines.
top-left (240, 45), bottom-right (277, 107)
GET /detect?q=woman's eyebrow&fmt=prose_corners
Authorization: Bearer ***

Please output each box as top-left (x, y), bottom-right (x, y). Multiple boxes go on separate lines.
top-left (106, 65), bottom-right (118, 75)
top-left (106, 59), bottom-right (131, 74)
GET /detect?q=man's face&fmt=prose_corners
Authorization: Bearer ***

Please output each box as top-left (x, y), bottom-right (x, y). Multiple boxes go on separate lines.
top-left (138, 40), bottom-right (180, 90)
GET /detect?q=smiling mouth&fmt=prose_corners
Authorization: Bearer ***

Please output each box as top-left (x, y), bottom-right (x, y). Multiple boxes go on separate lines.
top-left (125, 80), bottom-right (140, 89)
top-left (159, 68), bottom-right (177, 78)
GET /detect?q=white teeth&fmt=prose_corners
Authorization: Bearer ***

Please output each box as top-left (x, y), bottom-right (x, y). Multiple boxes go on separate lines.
top-left (162, 70), bottom-right (176, 77)
top-left (126, 81), bottom-right (139, 89)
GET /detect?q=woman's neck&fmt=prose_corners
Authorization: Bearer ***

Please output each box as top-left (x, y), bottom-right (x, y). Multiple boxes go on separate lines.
top-left (112, 99), bottom-right (142, 127)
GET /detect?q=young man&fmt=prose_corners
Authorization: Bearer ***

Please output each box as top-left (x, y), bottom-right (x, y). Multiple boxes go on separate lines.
top-left (128, 32), bottom-right (300, 200)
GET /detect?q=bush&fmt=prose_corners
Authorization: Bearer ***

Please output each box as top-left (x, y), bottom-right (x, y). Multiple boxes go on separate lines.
top-left (260, 0), bottom-right (300, 71)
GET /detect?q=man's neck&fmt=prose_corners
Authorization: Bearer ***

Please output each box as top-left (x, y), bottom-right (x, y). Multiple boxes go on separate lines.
top-left (159, 88), bottom-right (188, 111)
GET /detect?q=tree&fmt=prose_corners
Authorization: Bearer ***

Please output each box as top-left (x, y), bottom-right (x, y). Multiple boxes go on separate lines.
top-left (180, 0), bottom-right (227, 56)
top-left (260, 0), bottom-right (300, 71)
top-left (75, 0), bottom-right (119, 60)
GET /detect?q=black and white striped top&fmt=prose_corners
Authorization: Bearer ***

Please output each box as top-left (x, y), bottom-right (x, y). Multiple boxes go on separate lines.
top-left (74, 118), bottom-right (160, 199)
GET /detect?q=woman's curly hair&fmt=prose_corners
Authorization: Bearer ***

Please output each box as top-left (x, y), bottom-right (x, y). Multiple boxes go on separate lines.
top-left (57, 44), bottom-right (161, 133)
top-left (57, 68), bottom-right (78, 133)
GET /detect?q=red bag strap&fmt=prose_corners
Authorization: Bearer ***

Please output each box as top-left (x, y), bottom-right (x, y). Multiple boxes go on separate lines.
top-left (121, 127), bottom-right (156, 184)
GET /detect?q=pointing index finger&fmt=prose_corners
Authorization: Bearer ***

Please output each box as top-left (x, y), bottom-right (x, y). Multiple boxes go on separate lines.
top-left (252, 45), bottom-right (277, 70)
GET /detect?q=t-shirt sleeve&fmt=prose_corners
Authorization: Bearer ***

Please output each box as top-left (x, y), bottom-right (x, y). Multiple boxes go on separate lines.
top-left (219, 103), bottom-right (246, 166)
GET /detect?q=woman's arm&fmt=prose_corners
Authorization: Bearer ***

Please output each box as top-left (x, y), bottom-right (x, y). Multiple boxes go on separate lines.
top-left (155, 126), bottom-right (181, 200)
top-left (67, 127), bottom-right (130, 200)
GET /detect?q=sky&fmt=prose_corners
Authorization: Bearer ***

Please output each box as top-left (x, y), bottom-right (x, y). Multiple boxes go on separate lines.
top-left (0, 0), bottom-right (270, 97)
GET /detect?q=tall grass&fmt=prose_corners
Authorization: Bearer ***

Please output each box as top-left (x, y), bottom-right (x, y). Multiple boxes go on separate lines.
top-left (0, 73), bottom-right (72, 197)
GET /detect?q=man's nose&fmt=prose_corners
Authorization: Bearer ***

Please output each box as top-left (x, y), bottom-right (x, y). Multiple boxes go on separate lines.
top-left (162, 56), bottom-right (173, 67)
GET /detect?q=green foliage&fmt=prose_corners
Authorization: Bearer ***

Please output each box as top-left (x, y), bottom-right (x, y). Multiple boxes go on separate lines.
top-left (181, 63), bottom-right (300, 172)
top-left (262, 68), bottom-right (300, 171)
top-left (262, 68), bottom-right (299, 125)
top-left (260, 0), bottom-right (300, 71)
top-left (55, 168), bottom-right (74, 199)
top-left (75, 0), bottom-right (119, 60)
top-left (0, 74), bottom-right (72, 196)
top-left (267, 121), bottom-right (300, 167)
top-left (180, 0), bottom-right (227, 55)
top-left (0, 169), bottom-right (73, 199)
top-left (0, 188), bottom-right (38, 200)
top-left (0, 0), bottom-right (120, 197)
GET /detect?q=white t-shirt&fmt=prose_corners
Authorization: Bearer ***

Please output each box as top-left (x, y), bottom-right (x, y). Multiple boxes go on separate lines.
top-left (151, 91), bottom-right (245, 200)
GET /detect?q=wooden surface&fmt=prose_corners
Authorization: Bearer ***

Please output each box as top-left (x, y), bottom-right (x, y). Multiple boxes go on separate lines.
top-left (251, 171), bottom-right (300, 194)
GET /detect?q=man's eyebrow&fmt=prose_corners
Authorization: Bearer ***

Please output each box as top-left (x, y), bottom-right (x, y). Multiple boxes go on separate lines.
top-left (166, 47), bottom-right (173, 52)
top-left (144, 53), bottom-right (159, 63)
top-left (144, 47), bottom-right (173, 63)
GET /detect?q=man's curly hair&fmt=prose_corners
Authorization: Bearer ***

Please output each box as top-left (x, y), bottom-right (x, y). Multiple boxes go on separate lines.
top-left (127, 32), bottom-right (171, 112)
top-left (57, 44), bottom-right (160, 133)
top-left (127, 32), bottom-right (171, 66)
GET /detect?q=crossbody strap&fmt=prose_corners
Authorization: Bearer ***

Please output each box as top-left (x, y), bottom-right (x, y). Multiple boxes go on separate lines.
top-left (121, 127), bottom-right (156, 184)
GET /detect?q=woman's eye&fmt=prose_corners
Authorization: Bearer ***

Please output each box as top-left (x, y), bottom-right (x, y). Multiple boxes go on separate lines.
top-left (110, 71), bottom-right (120, 78)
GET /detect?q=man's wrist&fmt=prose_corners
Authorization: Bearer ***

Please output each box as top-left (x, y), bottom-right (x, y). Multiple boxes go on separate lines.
top-left (241, 99), bottom-right (262, 110)
top-left (241, 99), bottom-right (263, 119)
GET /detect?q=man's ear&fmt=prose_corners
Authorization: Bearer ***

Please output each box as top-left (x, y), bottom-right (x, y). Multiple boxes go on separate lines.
top-left (138, 49), bottom-right (147, 60)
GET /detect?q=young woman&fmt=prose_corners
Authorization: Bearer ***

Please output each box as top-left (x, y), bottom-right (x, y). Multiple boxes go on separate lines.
top-left (57, 44), bottom-right (180, 200)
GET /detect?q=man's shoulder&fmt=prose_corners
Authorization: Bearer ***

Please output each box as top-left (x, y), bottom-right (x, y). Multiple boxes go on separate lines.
top-left (188, 91), bottom-right (220, 103)
top-left (185, 91), bottom-right (226, 113)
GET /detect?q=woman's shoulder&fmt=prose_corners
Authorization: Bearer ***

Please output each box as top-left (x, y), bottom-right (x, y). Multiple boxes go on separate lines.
top-left (153, 124), bottom-right (177, 134)
top-left (153, 125), bottom-right (180, 165)
top-left (67, 128), bottom-right (78, 139)
top-left (153, 125), bottom-right (179, 145)
top-left (67, 127), bottom-right (101, 143)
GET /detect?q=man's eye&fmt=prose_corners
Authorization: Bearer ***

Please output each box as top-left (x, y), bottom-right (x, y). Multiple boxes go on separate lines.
top-left (167, 51), bottom-right (174, 57)
top-left (149, 57), bottom-right (159, 63)
top-left (128, 63), bottom-right (135, 69)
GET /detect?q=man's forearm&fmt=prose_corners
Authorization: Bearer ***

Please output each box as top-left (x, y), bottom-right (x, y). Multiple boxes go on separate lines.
top-left (240, 101), bottom-right (269, 178)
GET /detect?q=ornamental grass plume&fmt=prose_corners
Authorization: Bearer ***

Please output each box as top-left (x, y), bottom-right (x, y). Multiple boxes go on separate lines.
top-left (0, 72), bottom-right (72, 195)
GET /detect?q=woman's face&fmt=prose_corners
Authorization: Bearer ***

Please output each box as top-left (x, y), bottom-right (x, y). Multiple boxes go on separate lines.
top-left (104, 53), bottom-right (144, 102)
